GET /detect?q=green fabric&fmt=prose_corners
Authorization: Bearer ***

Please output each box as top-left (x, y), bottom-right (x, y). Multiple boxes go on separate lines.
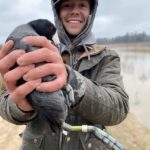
top-left (0, 44), bottom-right (129, 150)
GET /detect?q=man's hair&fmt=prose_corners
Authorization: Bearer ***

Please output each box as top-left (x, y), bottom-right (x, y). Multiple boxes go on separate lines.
top-left (54, 0), bottom-right (96, 14)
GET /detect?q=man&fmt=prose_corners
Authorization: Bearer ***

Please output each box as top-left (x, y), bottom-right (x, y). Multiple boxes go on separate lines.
top-left (0, 0), bottom-right (129, 149)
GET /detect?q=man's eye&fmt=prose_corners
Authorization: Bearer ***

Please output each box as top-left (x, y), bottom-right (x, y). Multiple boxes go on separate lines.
top-left (80, 4), bottom-right (85, 7)
top-left (79, 2), bottom-right (89, 8)
top-left (61, 3), bottom-right (72, 9)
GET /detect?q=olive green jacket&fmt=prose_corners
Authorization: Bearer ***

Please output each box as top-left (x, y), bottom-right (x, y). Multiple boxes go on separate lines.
top-left (0, 43), bottom-right (129, 150)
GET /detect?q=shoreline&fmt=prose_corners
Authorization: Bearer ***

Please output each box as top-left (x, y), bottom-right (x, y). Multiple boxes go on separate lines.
top-left (106, 42), bottom-right (150, 52)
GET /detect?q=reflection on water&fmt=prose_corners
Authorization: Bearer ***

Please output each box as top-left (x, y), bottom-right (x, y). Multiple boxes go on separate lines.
top-left (119, 51), bottom-right (150, 80)
top-left (117, 50), bottom-right (150, 128)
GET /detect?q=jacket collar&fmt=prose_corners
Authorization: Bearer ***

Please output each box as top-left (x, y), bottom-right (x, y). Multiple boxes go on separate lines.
top-left (60, 31), bottom-right (96, 53)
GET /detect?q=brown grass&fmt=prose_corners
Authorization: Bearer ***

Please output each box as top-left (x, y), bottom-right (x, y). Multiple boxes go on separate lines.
top-left (105, 42), bottom-right (150, 52)
top-left (0, 117), bottom-right (25, 150)
top-left (108, 113), bottom-right (150, 150)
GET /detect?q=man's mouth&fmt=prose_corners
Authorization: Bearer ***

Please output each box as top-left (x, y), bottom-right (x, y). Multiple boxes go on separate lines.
top-left (67, 18), bottom-right (83, 24)
top-left (68, 20), bottom-right (81, 24)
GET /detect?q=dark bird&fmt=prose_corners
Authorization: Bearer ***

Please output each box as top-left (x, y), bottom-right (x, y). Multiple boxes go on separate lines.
top-left (7, 19), bottom-right (67, 131)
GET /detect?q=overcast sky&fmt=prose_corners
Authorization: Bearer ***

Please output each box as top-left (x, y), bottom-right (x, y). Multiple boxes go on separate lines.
top-left (0, 0), bottom-right (150, 43)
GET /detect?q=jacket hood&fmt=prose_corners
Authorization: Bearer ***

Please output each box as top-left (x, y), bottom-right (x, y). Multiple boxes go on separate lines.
top-left (51, 0), bottom-right (98, 51)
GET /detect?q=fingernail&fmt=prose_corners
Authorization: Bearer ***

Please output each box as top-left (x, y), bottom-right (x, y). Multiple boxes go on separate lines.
top-left (23, 74), bottom-right (29, 81)
top-left (17, 57), bottom-right (24, 65)
top-left (8, 40), bottom-right (14, 45)
top-left (36, 85), bottom-right (42, 91)
top-left (20, 50), bottom-right (25, 54)
top-left (22, 36), bottom-right (30, 43)
top-left (35, 82), bottom-right (41, 87)
top-left (22, 37), bottom-right (27, 42)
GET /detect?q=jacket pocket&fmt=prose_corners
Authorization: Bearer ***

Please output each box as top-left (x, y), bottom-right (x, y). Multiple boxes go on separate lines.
top-left (80, 133), bottom-right (112, 150)
top-left (21, 131), bottom-right (44, 150)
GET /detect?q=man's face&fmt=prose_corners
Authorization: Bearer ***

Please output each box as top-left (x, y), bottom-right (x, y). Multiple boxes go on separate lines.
top-left (60, 0), bottom-right (90, 38)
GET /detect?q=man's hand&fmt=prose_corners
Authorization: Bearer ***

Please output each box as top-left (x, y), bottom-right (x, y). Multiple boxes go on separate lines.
top-left (18, 36), bottom-right (68, 92)
top-left (0, 40), bottom-right (41, 111)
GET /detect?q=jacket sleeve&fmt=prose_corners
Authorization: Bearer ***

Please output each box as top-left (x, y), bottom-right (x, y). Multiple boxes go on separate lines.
top-left (0, 90), bottom-right (37, 125)
top-left (67, 50), bottom-right (129, 126)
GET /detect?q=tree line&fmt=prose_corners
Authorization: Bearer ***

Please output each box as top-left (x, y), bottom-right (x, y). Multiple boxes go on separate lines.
top-left (1, 32), bottom-right (150, 46)
top-left (97, 32), bottom-right (150, 44)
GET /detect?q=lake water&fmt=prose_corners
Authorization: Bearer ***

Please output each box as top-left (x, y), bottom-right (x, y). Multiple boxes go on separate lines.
top-left (117, 50), bottom-right (150, 128)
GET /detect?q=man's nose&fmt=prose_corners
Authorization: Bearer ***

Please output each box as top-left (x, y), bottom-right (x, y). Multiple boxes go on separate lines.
top-left (71, 6), bottom-right (80, 14)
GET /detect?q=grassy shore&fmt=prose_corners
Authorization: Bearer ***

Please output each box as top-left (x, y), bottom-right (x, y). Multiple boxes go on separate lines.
top-left (105, 42), bottom-right (150, 52)
top-left (108, 113), bottom-right (150, 150)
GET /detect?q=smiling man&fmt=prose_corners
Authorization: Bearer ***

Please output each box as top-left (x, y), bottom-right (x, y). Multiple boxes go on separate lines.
top-left (0, 0), bottom-right (129, 149)
top-left (59, 0), bottom-right (90, 38)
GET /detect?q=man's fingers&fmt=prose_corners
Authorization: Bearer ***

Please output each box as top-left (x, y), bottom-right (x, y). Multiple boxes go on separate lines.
top-left (0, 40), bottom-right (14, 59)
top-left (10, 79), bottom-right (41, 102)
top-left (16, 99), bottom-right (33, 112)
top-left (4, 65), bottom-right (35, 83)
top-left (36, 76), bottom-right (67, 92)
top-left (4, 65), bottom-right (35, 92)
top-left (0, 50), bottom-right (25, 74)
top-left (23, 63), bottom-right (64, 81)
top-left (17, 48), bottom-right (62, 66)
top-left (22, 36), bottom-right (58, 52)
